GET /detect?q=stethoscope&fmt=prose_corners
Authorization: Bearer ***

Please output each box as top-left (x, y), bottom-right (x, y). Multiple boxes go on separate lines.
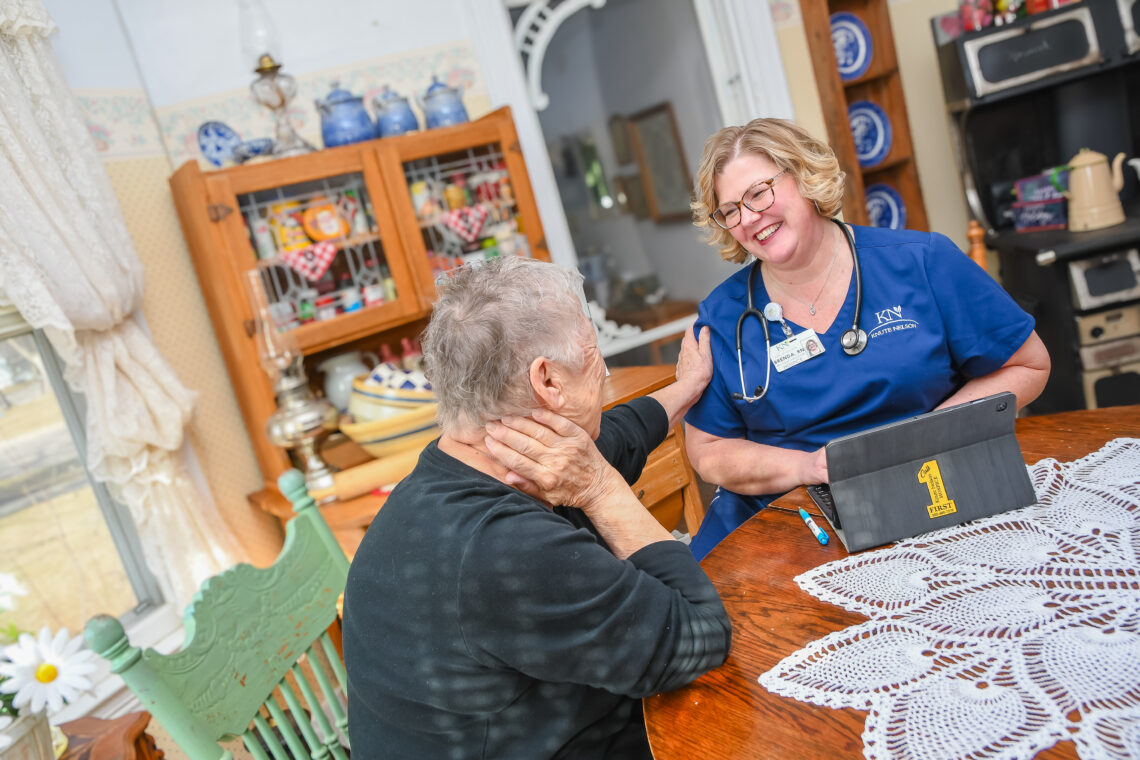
top-left (733, 217), bottom-right (867, 402)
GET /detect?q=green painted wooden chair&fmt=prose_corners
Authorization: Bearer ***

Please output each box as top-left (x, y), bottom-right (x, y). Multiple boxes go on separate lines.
top-left (85, 470), bottom-right (351, 760)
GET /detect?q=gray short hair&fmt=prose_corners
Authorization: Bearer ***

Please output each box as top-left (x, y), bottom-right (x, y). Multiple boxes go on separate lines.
top-left (421, 257), bottom-right (590, 434)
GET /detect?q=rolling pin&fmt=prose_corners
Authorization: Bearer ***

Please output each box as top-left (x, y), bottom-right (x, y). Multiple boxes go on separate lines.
top-left (309, 446), bottom-right (422, 503)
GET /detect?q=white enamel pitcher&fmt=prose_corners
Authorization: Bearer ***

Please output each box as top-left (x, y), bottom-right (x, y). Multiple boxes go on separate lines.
top-left (317, 350), bottom-right (379, 413)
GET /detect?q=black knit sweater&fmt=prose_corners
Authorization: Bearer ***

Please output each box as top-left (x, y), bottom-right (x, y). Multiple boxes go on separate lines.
top-left (343, 397), bottom-right (731, 759)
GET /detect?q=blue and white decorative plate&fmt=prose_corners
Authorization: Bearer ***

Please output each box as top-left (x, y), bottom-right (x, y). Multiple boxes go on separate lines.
top-left (848, 100), bottom-right (892, 168)
top-left (865, 183), bottom-right (906, 230)
top-left (197, 121), bottom-right (242, 167)
top-left (831, 12), bottom-right (873, 81)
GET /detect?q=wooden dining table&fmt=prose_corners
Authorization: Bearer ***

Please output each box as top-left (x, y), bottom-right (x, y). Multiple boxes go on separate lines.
top-left (643, 405), bottom-right (1140, 759)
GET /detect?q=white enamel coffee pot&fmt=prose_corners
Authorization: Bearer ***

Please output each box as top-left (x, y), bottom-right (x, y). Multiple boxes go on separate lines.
top-left (1052, 148), bottom-right (1126, 232)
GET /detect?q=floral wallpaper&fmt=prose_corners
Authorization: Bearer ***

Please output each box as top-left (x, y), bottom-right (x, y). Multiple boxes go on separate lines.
top-left (73, 89), bottom-right (166, 160)
top-left (771, 0), bottom-right (801, 28)
top-left (73, 41), bottom-right (487, 170)
top-left (770, 0), bottom-right (918, 31)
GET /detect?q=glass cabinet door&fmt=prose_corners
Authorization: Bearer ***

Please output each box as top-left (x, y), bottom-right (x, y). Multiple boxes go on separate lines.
top-left (237, 172), bottom-right (400, 327)
top-left (375, 108), bottom-right (550, 302)
top-left (210, 154), bottom-right (423, 354)
top-left (399, 143), bottom-right (533, 278)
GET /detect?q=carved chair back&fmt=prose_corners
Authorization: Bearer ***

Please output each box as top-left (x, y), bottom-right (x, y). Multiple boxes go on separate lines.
top-left (85, 470), bottom-right (351, 760)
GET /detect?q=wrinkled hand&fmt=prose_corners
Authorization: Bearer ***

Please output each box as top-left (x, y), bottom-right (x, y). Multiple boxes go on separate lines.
top-left (676, 325), bottom-right (713, 403)
top-left (797, 447), bottom-right (829, 485)
top-left (484, 408), bottom-right (620, 509)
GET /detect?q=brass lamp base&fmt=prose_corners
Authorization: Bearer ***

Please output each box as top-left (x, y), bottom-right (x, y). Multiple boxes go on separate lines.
top-left (266, 375), bottom-right (339, 498)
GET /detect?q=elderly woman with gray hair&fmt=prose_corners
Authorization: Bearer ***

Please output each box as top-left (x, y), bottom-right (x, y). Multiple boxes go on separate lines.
top-left (341, 256), bottom-right (731, 760)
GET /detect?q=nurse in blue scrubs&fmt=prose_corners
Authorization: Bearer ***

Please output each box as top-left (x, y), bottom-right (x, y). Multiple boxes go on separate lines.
top-left (684, 118), bottom-right (1051, 560)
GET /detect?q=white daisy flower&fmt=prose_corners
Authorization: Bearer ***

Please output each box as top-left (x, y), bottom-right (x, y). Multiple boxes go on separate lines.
top-left (0, 573), bottom-right (27, 612)
top-left (0, 713), bottom-right (13, 750)
top-left (0, 627), bottom-right (96, 715)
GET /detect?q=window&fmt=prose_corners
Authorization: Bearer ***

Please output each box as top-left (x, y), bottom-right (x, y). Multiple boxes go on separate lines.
top-left (0, 306), bottom-right (164, 642)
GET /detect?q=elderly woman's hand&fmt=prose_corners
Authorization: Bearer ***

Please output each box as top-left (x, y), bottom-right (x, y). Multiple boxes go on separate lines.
top-left (484, 409), bottom-right (622, 509)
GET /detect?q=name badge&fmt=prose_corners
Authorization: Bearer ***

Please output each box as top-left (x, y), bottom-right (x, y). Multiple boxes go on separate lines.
top-left (769, 328), bottom-right (825, 372)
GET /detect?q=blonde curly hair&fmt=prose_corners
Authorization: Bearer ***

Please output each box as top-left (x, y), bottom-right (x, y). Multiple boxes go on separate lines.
top-left (691, 118), bottom-right (846, 264)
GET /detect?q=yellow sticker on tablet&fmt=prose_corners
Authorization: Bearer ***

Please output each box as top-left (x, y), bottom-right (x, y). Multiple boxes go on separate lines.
top-left (918, 459), bottom-right (957, 519)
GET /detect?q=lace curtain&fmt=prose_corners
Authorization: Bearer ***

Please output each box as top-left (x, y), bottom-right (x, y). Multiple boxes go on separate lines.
top-left (0, 0), bottom-right (243, 608)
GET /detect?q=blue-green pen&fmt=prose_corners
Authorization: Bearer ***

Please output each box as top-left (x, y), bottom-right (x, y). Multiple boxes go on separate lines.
top-left (798, 507), bottom-right (829, 545)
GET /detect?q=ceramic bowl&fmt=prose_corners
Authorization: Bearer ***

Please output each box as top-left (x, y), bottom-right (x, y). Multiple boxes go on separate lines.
top-left (232, 137), bottom-right (275, 164)
top-left (366, 362), bottom-right (432, 391)
top-left (349, 373), bottom-right (435, 422)
top-left (340, 402), bottom-right (440, 458)
top-left (197, 121), bottom-right (242, 166)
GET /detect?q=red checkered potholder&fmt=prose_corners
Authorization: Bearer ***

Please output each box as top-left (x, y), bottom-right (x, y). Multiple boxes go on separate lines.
top-left (281, 241), bottom-right (337, 281)
top-left (444, 205), bottom-right (489, 243)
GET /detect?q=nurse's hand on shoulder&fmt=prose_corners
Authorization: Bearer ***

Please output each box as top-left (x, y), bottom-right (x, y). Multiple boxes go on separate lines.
top-left (675, 325), bottom-right (713, 405)
top-left (485, 409), bottom-right (621, 509)
top-left (652, 325), bottom-right (714, 430)
top-left (798, 447), bottom-right (829, 486)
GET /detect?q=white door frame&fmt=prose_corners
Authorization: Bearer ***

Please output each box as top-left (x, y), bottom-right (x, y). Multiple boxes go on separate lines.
top-left (692, 0), bottom-right (795, 125)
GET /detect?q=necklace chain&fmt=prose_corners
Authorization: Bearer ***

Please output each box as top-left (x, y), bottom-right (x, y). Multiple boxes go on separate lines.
top-left (767, 228), bottom-right (840, 316)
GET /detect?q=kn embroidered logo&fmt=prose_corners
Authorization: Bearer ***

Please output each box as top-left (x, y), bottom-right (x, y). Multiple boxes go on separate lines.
top-left (868, 305), bottom-right (919, 339)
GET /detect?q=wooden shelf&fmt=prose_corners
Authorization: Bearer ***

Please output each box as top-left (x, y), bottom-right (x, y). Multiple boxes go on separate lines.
top-left (334, 231), bottom-right (382, 249)
top-left (802, 0), bottom-right (928, 231)
top-left (840, 64), bottom-right (898, 90)
top-left (861, 154), bottom-right (913, 175)
top-left (416, 200), bottom-right (519, 229)
top-left (260, 231), bottom-right (383, 259)
top-left (290, 299), bottom-right (418, 355)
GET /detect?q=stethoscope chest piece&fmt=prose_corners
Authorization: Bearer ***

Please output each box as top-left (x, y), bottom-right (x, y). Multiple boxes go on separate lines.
top-left (841, 327), bottom-right (867, 356)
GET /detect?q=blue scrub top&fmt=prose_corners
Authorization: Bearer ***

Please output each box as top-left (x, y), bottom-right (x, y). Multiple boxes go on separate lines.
top-left (685, 225), bottom-right (1035, 558)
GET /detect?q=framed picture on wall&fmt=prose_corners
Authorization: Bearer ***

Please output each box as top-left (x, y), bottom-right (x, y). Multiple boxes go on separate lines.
top-left (608, 114), bottom-right (633, 165)
top-left (615, 174), bottom-right (650, 219)
top-left (627, 102), bottom-right (693, 223)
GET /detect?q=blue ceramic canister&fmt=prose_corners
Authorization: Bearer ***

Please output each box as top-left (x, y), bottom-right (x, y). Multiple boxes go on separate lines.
top-left (416, 75), bottom-right (470, 130)
top-left (372, 85), bottom-right (420, 137)
top-left (315, 82), bottom-right (377, 148)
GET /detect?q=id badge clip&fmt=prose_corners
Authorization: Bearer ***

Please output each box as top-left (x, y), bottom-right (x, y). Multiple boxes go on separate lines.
top-left (770, 328), bottom-right (825, 372)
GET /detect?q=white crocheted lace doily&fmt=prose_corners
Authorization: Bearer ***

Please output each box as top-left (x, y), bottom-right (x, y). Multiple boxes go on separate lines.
top-left (759, 437), bottom-right (1140, 760)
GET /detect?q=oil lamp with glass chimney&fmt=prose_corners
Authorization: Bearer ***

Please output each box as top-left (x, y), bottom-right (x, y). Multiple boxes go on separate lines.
top-left (238, 0), bottom-right (314, 157)
top-left (245, 267), bottom-right (337, 497)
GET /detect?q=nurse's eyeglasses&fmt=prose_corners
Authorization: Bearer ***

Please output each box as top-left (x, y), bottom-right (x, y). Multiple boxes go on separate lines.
top-left (711, 170), bottom-right (786, 230)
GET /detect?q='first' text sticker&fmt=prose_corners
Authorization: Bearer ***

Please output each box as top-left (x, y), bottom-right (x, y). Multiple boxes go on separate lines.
top-left (918, 460), bottom-right (957, 519)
